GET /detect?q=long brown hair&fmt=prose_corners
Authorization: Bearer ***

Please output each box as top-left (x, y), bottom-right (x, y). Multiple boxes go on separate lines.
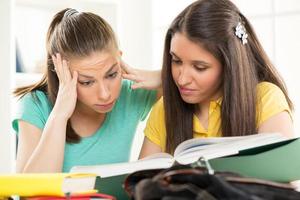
top-left (14, 8), bottom-right (118, 143)
top-left (162, 0), bottom-right (293, 153)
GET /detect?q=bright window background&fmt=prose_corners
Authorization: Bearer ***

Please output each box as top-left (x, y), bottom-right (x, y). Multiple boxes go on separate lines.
top-left (0, 0), bottom-right (299, 172)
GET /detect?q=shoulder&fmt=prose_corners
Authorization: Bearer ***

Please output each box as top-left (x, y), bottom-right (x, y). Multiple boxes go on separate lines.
top-left (120, 79), bottom-right (133, 91)
top-left (113, 79), bottom-right (157, 120)
top-left (144, 97), bottom-right (166, 150)
top-left (151, 97), bottom-right (164, 113)
top-left (256, 81), bottom-right (291, 125)
top-left (146, 97), bottom-right (165, 126)
top-left (17, 90), bottom-right (50, 107)
top-left (118, 79), bottom-right (136, 99)
top-left (257, 81), bottom-right (283, 96)
top-left (118, 79), bottom-right (157, 106)
top-left (13, 90), bottom-right (51, 132)
top-left (256, 81), bottom-right (288, 105)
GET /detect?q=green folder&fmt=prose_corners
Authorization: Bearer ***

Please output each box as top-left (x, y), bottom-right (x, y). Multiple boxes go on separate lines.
top-left (95, 174), bottom-right (129, 200)
top-left (210, 138), bottom-right (300, 182)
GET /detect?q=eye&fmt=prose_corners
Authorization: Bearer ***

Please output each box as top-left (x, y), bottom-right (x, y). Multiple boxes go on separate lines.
top-left (107, 71), bottom-right (118, 79)
top-left (194, 65), bottom-right (207, 71)
top-left (78, 80), bottom-right (95, 86)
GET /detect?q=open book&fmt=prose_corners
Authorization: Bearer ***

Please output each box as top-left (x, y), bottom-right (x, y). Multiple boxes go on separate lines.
top-left (71, 133), bottom-right (291, 177)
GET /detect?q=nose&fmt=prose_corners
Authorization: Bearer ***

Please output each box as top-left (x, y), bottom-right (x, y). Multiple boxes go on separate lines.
top-left (177, 66), bottom-right (192, 86)
top-left (97, 83), bottom-right (111, 101)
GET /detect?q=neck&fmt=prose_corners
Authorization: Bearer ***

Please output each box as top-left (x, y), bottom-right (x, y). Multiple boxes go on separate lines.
top-left (197, 88), bottom-right (222, 114)
top-left (195, 91), bottom-right (222, 129)
top-left (74, 101), bottom-right (105, 120)
top-left (70, 102), bottom-right (106, 137)
top-left (196, 103), bottom-right (209, 116)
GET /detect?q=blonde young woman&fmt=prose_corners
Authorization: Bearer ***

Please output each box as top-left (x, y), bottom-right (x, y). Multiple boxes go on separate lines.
top-left (13, 8), bottom-right (161, 172)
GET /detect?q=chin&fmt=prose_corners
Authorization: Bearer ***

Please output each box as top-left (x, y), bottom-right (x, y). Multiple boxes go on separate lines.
top-left (180, 96), bottom-right (200, 104)
top-left (93, 107), bottom-right (112, 114)
top-left (93, 103), bottom-right (116, 113)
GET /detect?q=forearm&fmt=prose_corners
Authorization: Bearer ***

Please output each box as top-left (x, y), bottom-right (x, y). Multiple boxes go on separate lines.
top-left (258, 112), bottom-right (294, 138)
top-left (22, 112), bottom-right (68, 173)
top-left (139, 137), bottom-right (162, 159)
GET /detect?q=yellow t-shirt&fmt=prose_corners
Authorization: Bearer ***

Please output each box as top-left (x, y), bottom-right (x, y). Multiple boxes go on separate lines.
top-left (144, 82), bottom-right (292, 152)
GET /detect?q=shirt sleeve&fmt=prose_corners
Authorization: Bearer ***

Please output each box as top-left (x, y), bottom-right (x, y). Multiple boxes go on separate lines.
top-left (257, 82), bottom-right (292, 126)
top-left (12, 92), bottom-right (47, 134)
top-left (144, 97), bottom-right (166, 151)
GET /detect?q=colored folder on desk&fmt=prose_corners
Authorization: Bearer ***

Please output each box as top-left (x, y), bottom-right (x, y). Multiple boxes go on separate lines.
top-left (0, 173), bottom-right (97, 197)
top-left (210, 138), bottom-right (300, 182)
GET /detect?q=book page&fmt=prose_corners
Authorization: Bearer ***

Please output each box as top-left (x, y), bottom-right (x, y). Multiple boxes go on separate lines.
top-left (174, 136), bottom-right (246, 157)
top-left (175, 133), bottom-right (287, 165)
top-left (176, 142), bottom-right (234, 158)
top-left (71, 156), bottom-right (174, 178)
top-left (63, 176), bottom-right (97, 194)
top-left (175, 147), bottom-right (238, 165)
top-left (215, 132), bottom-right (288, 153)
top-left (141, 152), bottom-right (174, 160)
top-left (290, 180), bottom-right (300, 192)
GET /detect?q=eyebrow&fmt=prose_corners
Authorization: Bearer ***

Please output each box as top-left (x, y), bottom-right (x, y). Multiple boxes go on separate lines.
top-left (170, 51), bottom-right (210, 67)
top-left (78, 73), bottom-right (94, 79)
top-left (170, 52), bottom-right (179, 59)
top-left (78, 62), bottom-right (118, 78)
top-left (105, 62), bottom-right (118, 75)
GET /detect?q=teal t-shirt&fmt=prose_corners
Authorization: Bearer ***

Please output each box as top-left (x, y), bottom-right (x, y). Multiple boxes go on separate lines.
top-left (12, 80), bottom-right (157, 172)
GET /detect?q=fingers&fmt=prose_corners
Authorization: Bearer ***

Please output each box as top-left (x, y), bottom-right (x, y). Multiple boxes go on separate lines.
top-left (52, 53), bottom-right (71, 83)
top-left (120, 60), bottom-right (135, 74)
top-left (52, 54), bottom-right (61, 80)
top-left (122, 73), bottom-right (142, 82)
top-left (72, 71), bottom-right (78, 86)
top-left (122, 72), bottom-right (143, 89)
top-left (62, 59), bottom-right (71, 81)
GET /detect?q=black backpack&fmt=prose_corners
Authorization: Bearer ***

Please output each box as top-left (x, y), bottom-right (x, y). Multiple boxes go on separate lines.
top-left (124, 158), bottom-right (300, 200)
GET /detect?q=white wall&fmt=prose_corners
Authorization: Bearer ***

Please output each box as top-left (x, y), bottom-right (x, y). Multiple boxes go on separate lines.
top-left (118, 0), bottom-right (153, 69)
top-left (274, 0), bottom-right (300, 133)
top-left (116, 0), bottom-right (154, 160)
top-left (15, 0), bottom-right (119, 73)
top-left (0, 0), bottom-right (15, 173)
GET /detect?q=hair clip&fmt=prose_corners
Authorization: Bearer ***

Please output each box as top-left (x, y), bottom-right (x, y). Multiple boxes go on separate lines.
top-left (235, 22), bottom-right (248, 45)
top-left (64, 8), bottom-right (79, 18)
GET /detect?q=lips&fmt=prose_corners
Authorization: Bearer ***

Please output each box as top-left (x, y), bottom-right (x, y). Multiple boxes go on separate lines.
top-left (178, 87), bottom-right (196, 95)
top-left (94, 101), bottom-right (115, 110)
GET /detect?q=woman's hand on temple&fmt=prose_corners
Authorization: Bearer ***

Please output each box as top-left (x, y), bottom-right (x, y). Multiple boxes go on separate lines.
top-left (52, 53), bottom-right (78, 120)
top-left (121, 60), bottom-right (161, 90)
